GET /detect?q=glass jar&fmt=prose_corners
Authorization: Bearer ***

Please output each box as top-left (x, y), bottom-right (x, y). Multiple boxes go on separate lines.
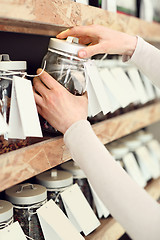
top-left (60, 160), bottom-right (93, 208)
top-left (0, 54), bottom-right (28, 154)
top-left (40, 37), bottom-right (87, 134)
top-left (5, 183), bottom-right (47, 240)
top-left (35, 169), bottom-right (73, 213)
top-left (0, 200), bottom-right (13, 230)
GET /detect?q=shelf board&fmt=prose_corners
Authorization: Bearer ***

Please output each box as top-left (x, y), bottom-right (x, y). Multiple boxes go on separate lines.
top-left (85, 177), bottom-right (160, 240)
top-left (0, 102), bottom-right (160, 192)
top-left (0, 0), bottom-right (160, 41)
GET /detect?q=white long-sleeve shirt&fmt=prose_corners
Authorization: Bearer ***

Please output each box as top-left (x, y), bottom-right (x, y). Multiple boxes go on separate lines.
top-left (64, 37), bottom-right (160, 240)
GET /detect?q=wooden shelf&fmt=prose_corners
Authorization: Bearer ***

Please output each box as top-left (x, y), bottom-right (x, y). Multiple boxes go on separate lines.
top-left (0, 0), bottom-right (160, 41)
top-left (0, 102), bottom-right (160, 192)
top-left (85, 177), bottom-right (160, 240)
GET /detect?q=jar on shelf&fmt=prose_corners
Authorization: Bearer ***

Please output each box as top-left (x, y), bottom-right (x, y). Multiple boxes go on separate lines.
top-left (40, 37), bottom-right (87, 134)
top-left (35, 169), bottom-right (73, 213)
top-left (0, 200), bottom-right (13, 230)
top-left (0, 54), bottom-right (28, 154)
top-left (5, 183), bottom-right (47, 240)
top-left (60, 160), bottom-right (93, 208)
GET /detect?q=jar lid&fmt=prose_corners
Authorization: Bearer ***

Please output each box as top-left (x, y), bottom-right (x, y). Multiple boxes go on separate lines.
top-left (135, 131), bottom-right (153, 143)
top-left (0, 200), bottom-right (13, 222)
top-left (61, 160), bottom-right (86, 179)
top-left (5, 183), bottom-right (47, 205)
top-left (123, 137), bottom-right (142, 150)
top-left (108, 144), bottom-right (129, 159)
top-left (48, 37), bottom-right (85, 55)
top-left (0, 54), bottom-right (27, 71)
top-left (35, 169), bottom-right (73, 189)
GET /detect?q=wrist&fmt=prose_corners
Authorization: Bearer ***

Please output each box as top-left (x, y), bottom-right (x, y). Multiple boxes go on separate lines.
top-left (124, 35), bottom-right (138, 57)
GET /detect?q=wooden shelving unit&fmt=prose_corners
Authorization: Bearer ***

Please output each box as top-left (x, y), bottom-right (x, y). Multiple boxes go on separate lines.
top-left (1, 1), bottom-right (160, 239)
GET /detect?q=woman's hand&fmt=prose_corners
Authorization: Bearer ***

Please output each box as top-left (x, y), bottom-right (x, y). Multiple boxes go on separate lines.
top-left (33, 70), bottom-right (88, 134)
top-left (57, 24), bottom-right (137, 59)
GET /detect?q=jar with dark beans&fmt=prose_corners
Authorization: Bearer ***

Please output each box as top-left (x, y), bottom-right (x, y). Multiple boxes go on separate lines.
top-left (36, 169), bottom-right (73, 214)
top-left (0, 200), bottom-right (13, 230)
top-left (40, 37), bottom-right (87, 134)
top-left (5, 183), bottom-right (47, 240)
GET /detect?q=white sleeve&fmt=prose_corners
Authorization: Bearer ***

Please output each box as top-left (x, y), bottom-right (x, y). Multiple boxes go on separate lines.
top-left (64, 119), bottom-right (160, 240)
top-left (123, 36), bottom-right (160, 89)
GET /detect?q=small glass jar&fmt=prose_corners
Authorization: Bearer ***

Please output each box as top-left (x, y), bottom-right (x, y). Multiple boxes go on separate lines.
top-left (36, 169), bottom-right (73, 213)
top-left (60, 160), bottom-right (93, 208)
top-left (0, 200), bottom-right (13, 230)
top-left (0, 54), bottom-right (28, 154)
top-left (40, 37), bottom-right (87, 134)
top-left (5, 183), bottom-right (47, 240)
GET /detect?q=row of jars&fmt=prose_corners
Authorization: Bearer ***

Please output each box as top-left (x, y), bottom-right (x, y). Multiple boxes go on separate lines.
top-left (1, 129), bottom-right (160, 239)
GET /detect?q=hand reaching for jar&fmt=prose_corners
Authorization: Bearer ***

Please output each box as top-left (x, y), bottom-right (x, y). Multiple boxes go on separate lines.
top-left (57, 24), bottom-right (137, 59)
top-left (33, 70), bottom-right (88, 134)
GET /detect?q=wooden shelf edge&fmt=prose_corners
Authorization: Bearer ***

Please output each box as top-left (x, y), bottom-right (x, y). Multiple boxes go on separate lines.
top-left (85, 178), bottom-right (160, 240)
top-left (0, 102), bottom-right (160, 192)
top-left (0, 0), bottom-right (160, 40)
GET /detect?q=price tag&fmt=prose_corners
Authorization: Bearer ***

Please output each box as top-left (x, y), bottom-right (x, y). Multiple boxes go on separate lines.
top-left (123, 152), bottom-right (147, 187)
top-left (127, 67), bottom-right (149, 104)
top-left (37, 199), bottom-right (84, 240)
top-left (0, 112), bottom-right (9, 135)
top-left (0, 222), bottom-right (27, 240)
top-left (8, 76), bottom-right (42, 139)
top-left (85, 61), bottom-right (112, 115)
top-left (135, 146), bottom-right (159, 180)
top-left (60, 183), bottom-right (100, 236)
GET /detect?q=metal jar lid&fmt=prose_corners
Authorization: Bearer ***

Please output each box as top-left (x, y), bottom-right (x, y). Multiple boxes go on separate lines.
top-left (0, 54), bottom-right (27, 71)
top-left (61, 160), bottom-right (86, 179)
top-left (108, 144), bottom-right (129, 159)
top-left (5, 183), bottom-right (47, 205)
top-left (48, 37), bottom-right (85, 55)
top-left (36, 169), bottom-right (73, 189)
top-left (0, 200), bottom-right (13, 222)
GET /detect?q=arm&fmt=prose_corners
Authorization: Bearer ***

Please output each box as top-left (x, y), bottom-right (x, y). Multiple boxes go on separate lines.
top-left (64, 120), bottom-right (160, 240)
top-left (57, 25), bottom-right (160, 89)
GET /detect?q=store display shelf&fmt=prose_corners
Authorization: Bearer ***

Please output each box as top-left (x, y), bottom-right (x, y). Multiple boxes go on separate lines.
top-left (0, 0), bottom-right (160, 41)
top-left (0, 102), bottom-right (160, 192)
top-left (85, 177), bottom-right (160, 240)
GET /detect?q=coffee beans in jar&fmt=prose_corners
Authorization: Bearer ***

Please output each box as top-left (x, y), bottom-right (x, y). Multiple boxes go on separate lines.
top-left (5, 183), bottom-right (47, 240)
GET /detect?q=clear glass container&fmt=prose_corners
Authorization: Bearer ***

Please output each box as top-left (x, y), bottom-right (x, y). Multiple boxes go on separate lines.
top-left (36, 169), bottom-right (73, 213)
top-left (0, 200), bottom-right (13, 230)
top-left (60, 160), bottom-right (93, 208)
top-left (5, 183), bottom-right (47, 240)
top-left (41, 37), bottom-right (87, 134)
top-left (0, 54), bottom-right (28, 154)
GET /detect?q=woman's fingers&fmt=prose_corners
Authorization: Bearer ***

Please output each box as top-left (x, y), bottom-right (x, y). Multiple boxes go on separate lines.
top-left (78, 43), bottom-right (105, 58)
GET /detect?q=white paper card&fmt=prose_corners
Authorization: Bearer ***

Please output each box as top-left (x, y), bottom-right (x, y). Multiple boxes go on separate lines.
top-left (37, 199), bottom-right (84, 240)
top-left (135, 146), bottom-right (159, 180)
top-left (0, 221), bottom-right (27, 240)
top-left (0, 112), bottom-right (9, 135)
top-left (61, 184), bottom-right (100, 236)
top-left (147, 139), bottom-right (160, 177)
top-left (102, 0), bottom-right (117, 12)
top-left (123, 152), bottom-right (147, 187)
top-left (127, 68), bottom-right (149, 104)
top-left (85, 61), bottom-right (112, 115)
top-left (140, 73), bottom-right (156, 101)
top-left (8, 76), bottom-right (42, 139)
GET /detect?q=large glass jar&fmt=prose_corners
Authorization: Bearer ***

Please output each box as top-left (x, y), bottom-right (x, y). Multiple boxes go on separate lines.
top-left (40, 37), bottom-right (87, 134)
top-left (35, 169), bottom-right (73, 214)
top-left (5, 183), bottom-right (47, 240)
top-left (60, 160), bottom-right (93, 208)
top-left (0, 200), bottom-right (13, 230)
top-left (0, 54), bottom-right (28, 154)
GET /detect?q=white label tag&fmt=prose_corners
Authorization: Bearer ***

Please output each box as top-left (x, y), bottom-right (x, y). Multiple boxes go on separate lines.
top-left (75, 0), bottom-right (88, 4)
top-left (135, 146), bottom-right (159, 180)
top-left (102, 0), bottom-right (117, 12)
top-left (60, 184), bottom-right (100, 236)
top-left (0, 222), bottom-right (27, 240)
top-left (37, 199), bottom-right (84, 240)
top-left (89, 181), bottom-right (110, 219)
top-left (140, 73), bottom-right (156, 101)
top-left (8, 76), bottom-right (42, 139)
top-left (127, 68), bottom-right (149, 104)
top-left (0, 112), bottom-right (9, 135)
top-left (123, 152), bottom-right (147, 187)
top-left (147, 139), bottom-right (160, 177)
top-left (85, 61), bottom-right (112, 115)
